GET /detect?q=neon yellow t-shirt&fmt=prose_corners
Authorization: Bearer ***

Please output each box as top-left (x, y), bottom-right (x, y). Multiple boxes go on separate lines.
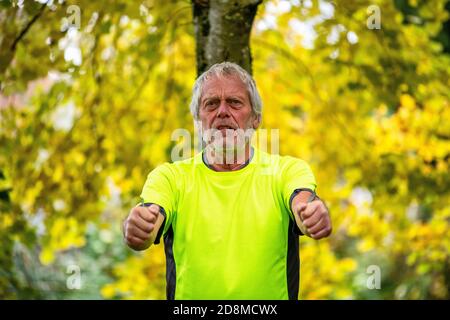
top-left (140, 147), bottom-right (316, 300)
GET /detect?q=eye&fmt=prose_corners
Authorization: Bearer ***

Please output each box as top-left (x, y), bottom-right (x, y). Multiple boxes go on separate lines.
top-left (228, 99), bottom-right (242, 107)
top-left (204, 99), bottom-right (218, 109)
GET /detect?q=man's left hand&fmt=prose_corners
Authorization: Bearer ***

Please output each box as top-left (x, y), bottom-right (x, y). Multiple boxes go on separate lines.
top-left (294, 200), bottom-right (332, 240)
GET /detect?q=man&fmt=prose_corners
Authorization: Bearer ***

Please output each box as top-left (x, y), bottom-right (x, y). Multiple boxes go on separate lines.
top-left (123, 62), bottom-right (332, 300)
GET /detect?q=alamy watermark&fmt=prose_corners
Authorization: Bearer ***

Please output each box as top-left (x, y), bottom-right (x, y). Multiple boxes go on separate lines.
top-left (170, 123), bottom-right (280, 166)
top-left (66, 264), bottom-right (81, 290)
top-left (367, 5), bottom-right (381, 30)
top-left (61, 5), bottom-right (81, 31)
top-left (366, 265), bottom-right (381, 290)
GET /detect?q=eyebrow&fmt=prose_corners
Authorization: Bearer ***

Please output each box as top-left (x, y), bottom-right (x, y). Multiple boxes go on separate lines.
top-left (201, 94), bottom-right (246, 103)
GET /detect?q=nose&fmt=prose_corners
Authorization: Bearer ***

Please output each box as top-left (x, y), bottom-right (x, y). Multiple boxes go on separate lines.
top-left (217, 99), bottom-right (231, 118)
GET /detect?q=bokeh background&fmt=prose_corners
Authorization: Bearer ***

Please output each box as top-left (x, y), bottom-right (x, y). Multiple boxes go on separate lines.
top-left (1, 0), bottom-right (449, 299)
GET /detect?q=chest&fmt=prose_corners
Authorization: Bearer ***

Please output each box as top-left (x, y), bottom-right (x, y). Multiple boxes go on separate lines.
top-left (173, 172), bottom-right (290, 244)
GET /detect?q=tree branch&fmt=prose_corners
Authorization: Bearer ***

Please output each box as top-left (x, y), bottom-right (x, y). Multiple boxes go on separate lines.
top-left (10, 2), bottom-right (48, 52)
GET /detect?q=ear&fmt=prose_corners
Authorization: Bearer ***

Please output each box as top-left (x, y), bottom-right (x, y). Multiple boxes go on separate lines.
top-left (252, 114), bottom-right (261, 129)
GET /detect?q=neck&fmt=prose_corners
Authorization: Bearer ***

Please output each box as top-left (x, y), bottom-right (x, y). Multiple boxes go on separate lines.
top-left (204, 144), bottom-right (253, 172)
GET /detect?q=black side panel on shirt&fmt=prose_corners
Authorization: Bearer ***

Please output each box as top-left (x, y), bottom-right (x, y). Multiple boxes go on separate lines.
top-left (287, 218), bottom-right (300, 300)
top-left (164, 226), bottom-right (176, 300)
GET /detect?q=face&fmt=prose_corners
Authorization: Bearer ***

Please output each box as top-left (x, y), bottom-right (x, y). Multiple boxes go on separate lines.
top-left (198, 74), bottom-right (260, 150)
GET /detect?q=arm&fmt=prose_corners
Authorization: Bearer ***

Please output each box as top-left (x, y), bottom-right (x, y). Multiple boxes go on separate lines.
top-left (291, 191), bottom-right (332, 240)
top-left (123, 204), bottom-right (166, 251)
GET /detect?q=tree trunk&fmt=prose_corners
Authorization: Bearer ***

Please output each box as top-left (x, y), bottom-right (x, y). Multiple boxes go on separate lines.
top-left (192, 0), bottom-right (262, 76)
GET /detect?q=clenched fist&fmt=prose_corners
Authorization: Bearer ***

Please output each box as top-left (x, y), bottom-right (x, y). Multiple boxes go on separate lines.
top-left (123, 204), bottom-right (160, 251)
top-left (293, 200), bottom-right (332, 240)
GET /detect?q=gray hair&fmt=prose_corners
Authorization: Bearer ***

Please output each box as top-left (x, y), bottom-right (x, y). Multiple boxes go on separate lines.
top-left (189, 62), bottom-right (263, 121)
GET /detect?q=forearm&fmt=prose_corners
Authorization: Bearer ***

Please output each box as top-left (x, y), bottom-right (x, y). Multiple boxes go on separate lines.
top-left (291, 190), bottom-right (315, 237)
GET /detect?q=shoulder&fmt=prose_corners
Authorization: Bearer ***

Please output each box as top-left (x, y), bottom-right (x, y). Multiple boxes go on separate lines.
top-left (151, 152), bottom-right (202, 176)
top-left (279, 154), bottom-right (311, 170)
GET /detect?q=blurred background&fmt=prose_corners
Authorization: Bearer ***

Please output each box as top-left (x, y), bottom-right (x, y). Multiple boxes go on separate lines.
top-left (0, 0), bottom-right (449, 299)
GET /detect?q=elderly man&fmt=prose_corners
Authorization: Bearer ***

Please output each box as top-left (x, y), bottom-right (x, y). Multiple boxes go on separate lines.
top-left (123, 62), bottom-right (332, 300)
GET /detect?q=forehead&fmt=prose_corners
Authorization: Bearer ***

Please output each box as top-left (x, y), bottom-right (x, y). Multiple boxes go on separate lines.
top-left (201, 74), bottom-right (248, 99)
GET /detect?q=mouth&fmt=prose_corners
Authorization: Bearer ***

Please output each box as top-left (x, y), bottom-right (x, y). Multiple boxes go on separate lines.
top-left (215, 125), bottom-right (237, 130)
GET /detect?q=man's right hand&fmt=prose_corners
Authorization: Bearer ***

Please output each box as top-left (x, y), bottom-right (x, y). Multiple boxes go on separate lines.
top-left (123, 204), bottom-right (160, 251)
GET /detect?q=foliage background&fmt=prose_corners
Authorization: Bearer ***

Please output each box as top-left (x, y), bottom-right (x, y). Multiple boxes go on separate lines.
top-left (0, 0), bottom-right (449, 299)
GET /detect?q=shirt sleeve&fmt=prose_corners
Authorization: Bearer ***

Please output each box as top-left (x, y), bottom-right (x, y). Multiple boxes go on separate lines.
top-left (139, 162), bottom-right (178, 237)
top-left (279, 156), bottom-right (317, 221)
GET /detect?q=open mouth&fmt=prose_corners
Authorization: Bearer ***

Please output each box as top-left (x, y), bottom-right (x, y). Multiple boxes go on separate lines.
top-left (215, 125), bottom-right (236, 130)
